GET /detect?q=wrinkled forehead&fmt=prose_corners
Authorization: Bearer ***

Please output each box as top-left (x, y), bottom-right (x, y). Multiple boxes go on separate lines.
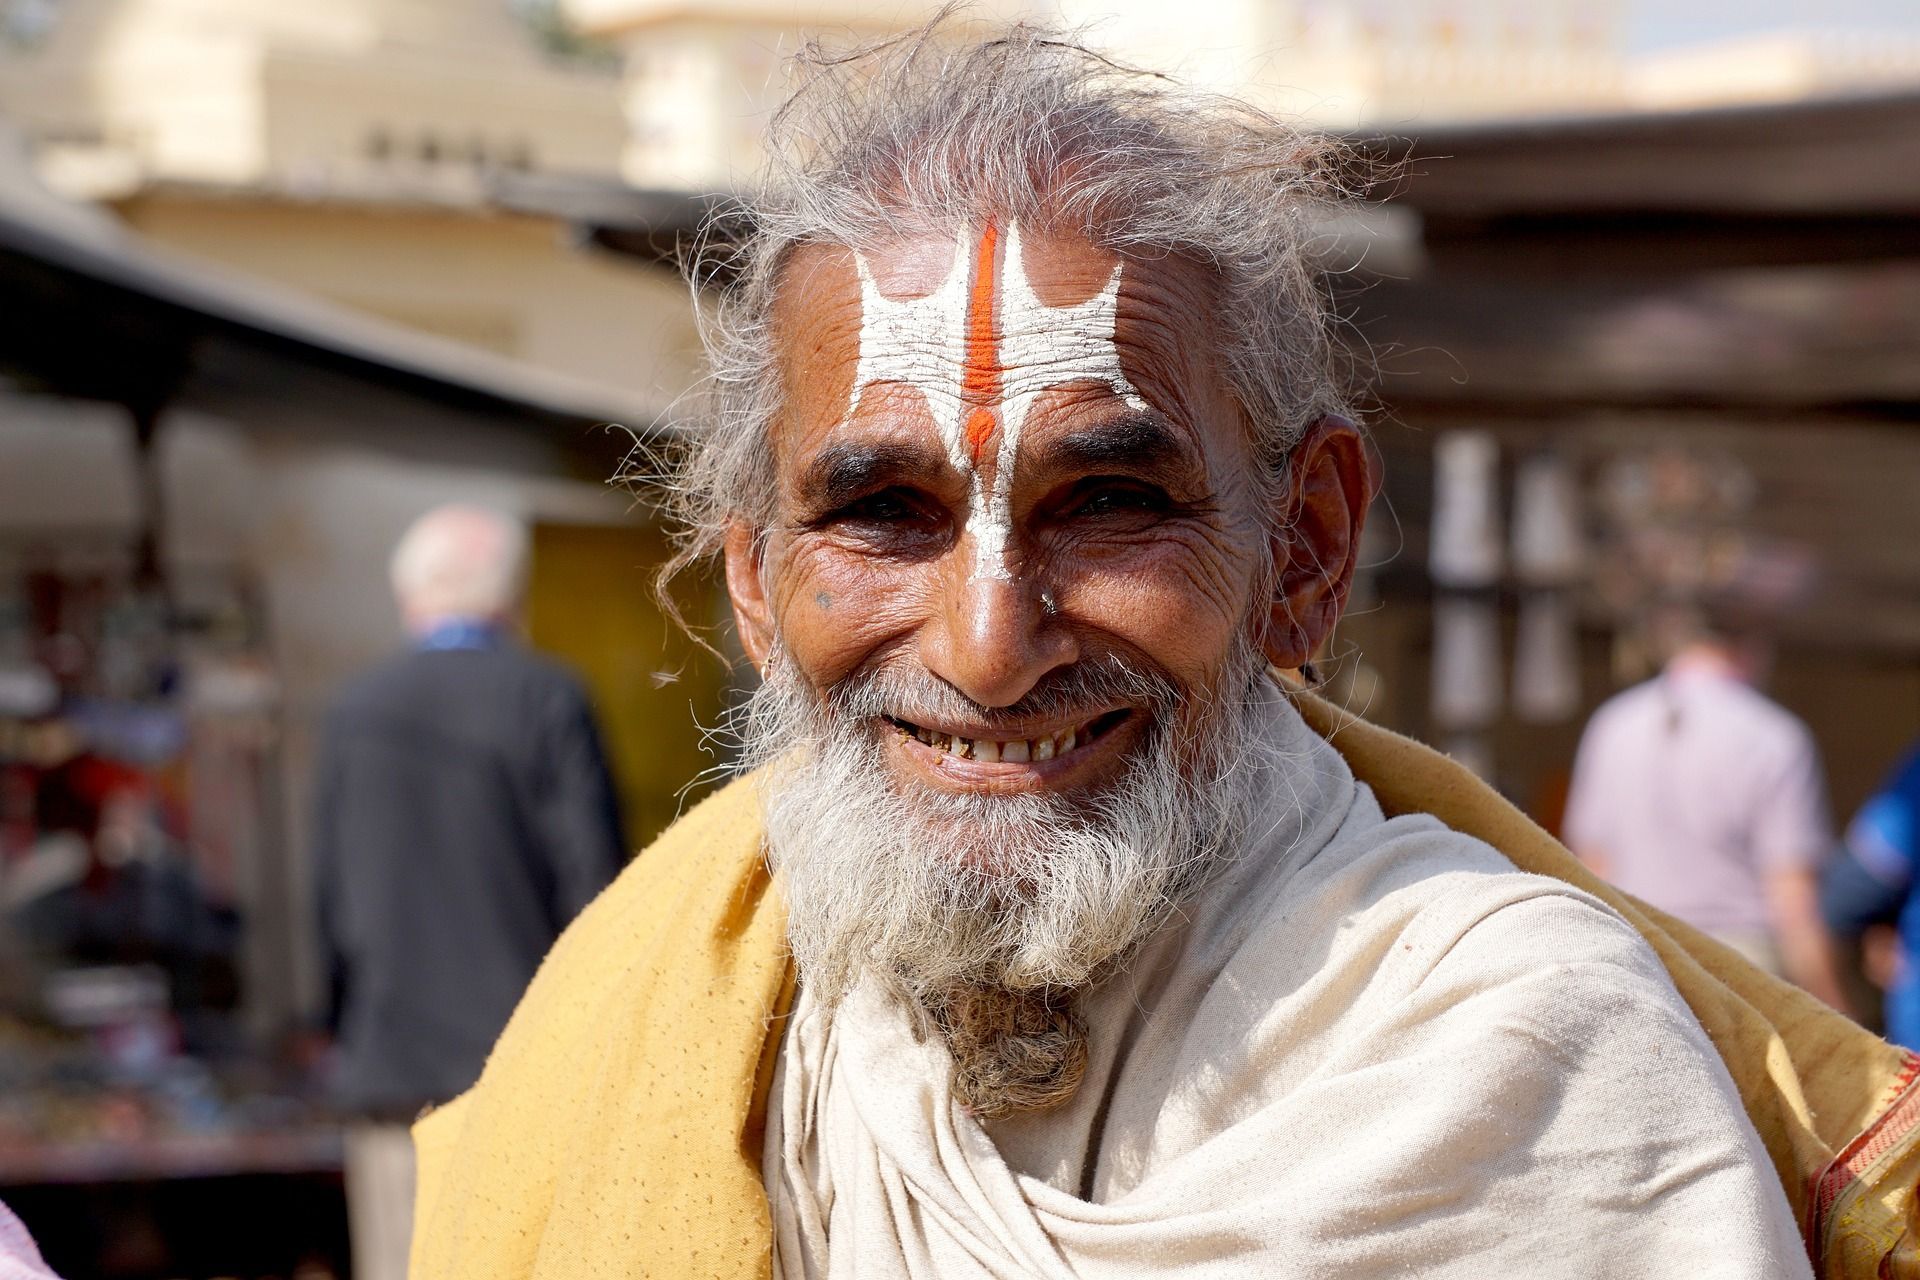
top-left (766, 225), bottom-right (1232, 459)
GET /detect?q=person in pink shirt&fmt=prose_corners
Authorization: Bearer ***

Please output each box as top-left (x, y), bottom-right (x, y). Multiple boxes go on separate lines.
top-left (1564, 617), bottom-right (1849, 1009)
top-left (0, 1202), bottom-right (58, 1280)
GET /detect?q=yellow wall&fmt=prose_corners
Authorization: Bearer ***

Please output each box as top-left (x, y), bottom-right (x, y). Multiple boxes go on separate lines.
top-left (525, 520), bottom-right (735, 851)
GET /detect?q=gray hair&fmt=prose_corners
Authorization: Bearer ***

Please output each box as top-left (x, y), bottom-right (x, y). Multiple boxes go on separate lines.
top-left (389, 504), bottom-right (528, 625)
top-left (659, 19), bottom-right (1362, 599)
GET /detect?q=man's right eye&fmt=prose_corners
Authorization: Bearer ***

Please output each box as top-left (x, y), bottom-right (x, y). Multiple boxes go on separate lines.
top-left (817, 487), bottom-right (950, 558)
top-left (835, 489), bottom-right (921, 523)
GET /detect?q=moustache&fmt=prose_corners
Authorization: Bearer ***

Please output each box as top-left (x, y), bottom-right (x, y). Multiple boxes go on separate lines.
top-left (820, 651), bottom-right (1184, 737)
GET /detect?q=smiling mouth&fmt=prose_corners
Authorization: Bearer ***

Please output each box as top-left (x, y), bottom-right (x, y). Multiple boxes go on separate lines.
top-left (883, 709), bottom-right (1131, 763)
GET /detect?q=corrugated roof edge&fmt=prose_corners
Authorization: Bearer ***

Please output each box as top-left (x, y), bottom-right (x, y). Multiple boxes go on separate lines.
top-left (0, 133), bottom-right (676, 437)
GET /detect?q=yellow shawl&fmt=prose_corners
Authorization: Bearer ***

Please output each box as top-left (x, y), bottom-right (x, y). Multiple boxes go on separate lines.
top-left (411, 693), bottom-right (1920, 1279)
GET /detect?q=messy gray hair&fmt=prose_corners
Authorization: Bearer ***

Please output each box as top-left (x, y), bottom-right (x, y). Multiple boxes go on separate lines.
top-left (658, 19), bottom-right (1361, 598)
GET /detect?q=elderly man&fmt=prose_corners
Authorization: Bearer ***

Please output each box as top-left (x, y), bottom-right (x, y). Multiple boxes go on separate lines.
top-left (409, 30), bottom-right (1920, 1280)
top-left (314, 504), bottom-right (625, 1280)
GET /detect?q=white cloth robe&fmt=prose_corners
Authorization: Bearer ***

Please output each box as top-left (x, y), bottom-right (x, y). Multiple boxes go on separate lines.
top-left (763, 699), bottom-right (1811, 1279)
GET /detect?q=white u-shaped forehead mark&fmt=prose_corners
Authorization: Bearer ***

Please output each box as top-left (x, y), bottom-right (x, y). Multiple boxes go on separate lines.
top-left (851, 242), bottom-right (972, 475)
top-left (978, 222), bottom-right (1149, 578)
top-left (848, 224), bottom-right (1150, 580)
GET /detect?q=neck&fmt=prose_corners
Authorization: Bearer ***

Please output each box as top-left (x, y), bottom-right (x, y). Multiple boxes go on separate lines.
top-left (414, 616), bottom-right (505, 651)
top-left (1667, 645), bottom-right (1747, 685)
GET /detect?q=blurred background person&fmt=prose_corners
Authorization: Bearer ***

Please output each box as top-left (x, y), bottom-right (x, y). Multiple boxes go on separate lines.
top-left (0, 1200), bottom-right (58, 1280)
top-left (1563, 608), bottom-right (1848, 1009)
top-left (311, 503), bottom-right (626, 1280)
top-left (1822, 740), bottom-right (1920, 1046)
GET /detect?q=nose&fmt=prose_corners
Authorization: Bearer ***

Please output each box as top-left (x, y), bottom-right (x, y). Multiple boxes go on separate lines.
top-left (918, 565), bottom-right (1077, 709)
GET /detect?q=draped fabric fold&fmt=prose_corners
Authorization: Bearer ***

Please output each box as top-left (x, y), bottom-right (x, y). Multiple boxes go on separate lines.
top-left (410, 689), bottom-right (1920, 1280)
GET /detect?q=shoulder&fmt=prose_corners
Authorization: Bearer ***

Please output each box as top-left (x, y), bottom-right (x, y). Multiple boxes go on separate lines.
top-left (1232, 818), bottom-right (1773, 1168)
top-left (1716, 686), bottom-right (1823, 781)
top-left (1293, 818), bottom-right (1730, 1099)
top-left (1427, 874), bottom-right (1672, 1001)
top-left (490, 646), bottom-right (596, 712)
top-left (323, 651), bottom-right (420, 723)
top-left (434, 769), bottom-right (772, 1114)
top-left (425, 645), bottom-right (596, 714)
top-left (1313, 865), bottom-right (1801, 1272)
top-left (1573, 680), bottom-right (1661, 751)
top-left (1851, 749), bottom-right (1920, 863)
top-left (1362, 830), bottom-right (1714, 1075)
top-left (1276, 794), bottom-right (1701, 1029)
top-left (504, 769), bottom-right (769, 1002)
top-left (410, 769), bottom-right (784, 1273)
top-left (1694, 677), bottom-right (1805, 739)
top-left (505, 644), bottom-right (589, 689)
top-left (1264, 803), bottom-right (1663, 1017)
top-left (1332, 813), bottom-right (1653, 976)
top-left (1887, 746), bottom-right (1920, 798)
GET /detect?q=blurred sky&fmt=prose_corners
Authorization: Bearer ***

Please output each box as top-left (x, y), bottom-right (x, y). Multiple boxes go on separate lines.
top-left (1628, 0), bottom-right (1920, 51)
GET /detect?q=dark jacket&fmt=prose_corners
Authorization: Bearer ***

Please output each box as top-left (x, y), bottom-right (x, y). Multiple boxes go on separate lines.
top-left (313, 643), bottom-right (625, 1115)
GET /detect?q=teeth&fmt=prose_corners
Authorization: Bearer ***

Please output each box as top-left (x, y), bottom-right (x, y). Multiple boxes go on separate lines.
top-left (902, 719), bottom-right (1100, 762)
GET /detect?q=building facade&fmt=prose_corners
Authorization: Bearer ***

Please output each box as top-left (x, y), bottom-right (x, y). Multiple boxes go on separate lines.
top-left (562, 0), bottom-right (1628, 189)
top-left (0, 0), bottom-right (704, 398)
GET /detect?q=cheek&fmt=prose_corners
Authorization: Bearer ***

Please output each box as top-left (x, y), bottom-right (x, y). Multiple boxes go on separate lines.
top-left (765, 539), bottom-right (938, 687)
top-left (1052, 526), bottom-right (1265, 690)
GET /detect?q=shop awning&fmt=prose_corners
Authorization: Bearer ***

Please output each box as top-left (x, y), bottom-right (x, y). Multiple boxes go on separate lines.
top-left (0, 137), bottom-right (669, 476)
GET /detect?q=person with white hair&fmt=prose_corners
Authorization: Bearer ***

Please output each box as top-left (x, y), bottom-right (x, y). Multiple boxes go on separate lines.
top-left (312, 503), bottom-right (625, 1280)
top-left (408, 25), bottom-right (1920, 1280)
top-left (386, 502), bottom-right (530, 637)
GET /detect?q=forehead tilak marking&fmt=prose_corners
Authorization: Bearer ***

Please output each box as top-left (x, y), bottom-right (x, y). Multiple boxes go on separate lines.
top-left (849, 222), bottom-right (1149, 580)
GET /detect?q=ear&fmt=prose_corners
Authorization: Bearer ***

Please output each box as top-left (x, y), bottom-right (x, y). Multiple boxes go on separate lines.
top-left (1263, 415), bottom-right (1378, 670)
top-left (724, 519), bottom-right (775, 671)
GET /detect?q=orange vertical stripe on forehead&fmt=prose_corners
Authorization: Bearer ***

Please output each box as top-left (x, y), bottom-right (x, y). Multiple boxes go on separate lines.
top-left (962, 221), bottom-right (1002, 463)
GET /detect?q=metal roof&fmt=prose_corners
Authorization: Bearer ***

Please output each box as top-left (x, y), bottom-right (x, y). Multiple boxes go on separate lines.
top-left (0, 135), bottom-right (669, 471)
top-left (1368, 89), bottom-right (1920, 218)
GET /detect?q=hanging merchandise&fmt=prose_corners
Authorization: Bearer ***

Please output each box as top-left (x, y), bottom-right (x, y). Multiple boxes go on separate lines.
top-left (1513, 591), bottom-right (1581, 723)
top-left (1429, 431), bottom-right (1503, 589)
top-left (1431, 594), bottom-right (1502, 731)
top-left (0, 592), bottom-right (56, 718)
top-left (1510, 451), bottom-right (1586, 587)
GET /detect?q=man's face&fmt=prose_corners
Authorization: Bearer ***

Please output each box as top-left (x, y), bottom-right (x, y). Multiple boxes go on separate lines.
top-left (724, 221), bottom-right (1372, 1020)
top-left (732, 223), bottom-right (1283, 816)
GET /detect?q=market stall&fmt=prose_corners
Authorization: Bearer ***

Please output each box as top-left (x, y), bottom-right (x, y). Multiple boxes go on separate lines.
top-left (0, 137), bottom-right (664, 1278)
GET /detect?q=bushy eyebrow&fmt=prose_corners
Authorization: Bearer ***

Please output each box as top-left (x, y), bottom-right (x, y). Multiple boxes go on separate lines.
top-left (798, 439), bottom-right (947, 510)
top-left (1033, 413), bottom-right (1196, 477)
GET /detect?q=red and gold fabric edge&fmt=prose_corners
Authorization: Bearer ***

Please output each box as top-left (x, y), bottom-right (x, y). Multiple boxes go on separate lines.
top-left (1809, 1051), bottom-right (1920, 1277)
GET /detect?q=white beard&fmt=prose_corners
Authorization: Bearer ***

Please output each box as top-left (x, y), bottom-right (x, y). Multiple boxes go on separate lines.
top-left (740, 639), bottom-right (1278, 1012)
